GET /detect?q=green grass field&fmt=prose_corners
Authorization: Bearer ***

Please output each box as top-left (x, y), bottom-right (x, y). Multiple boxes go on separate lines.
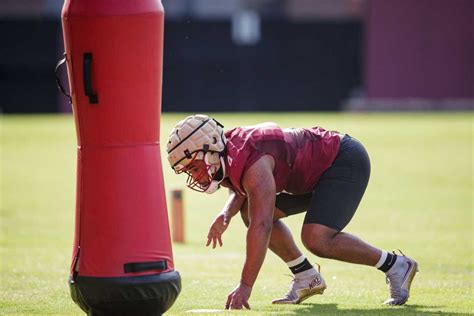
top-left (1, 112), bottom-right (473, 315)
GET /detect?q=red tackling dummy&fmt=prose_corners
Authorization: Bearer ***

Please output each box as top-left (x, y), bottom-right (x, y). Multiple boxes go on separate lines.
top-left (61, 0), bottom-right (180, 314)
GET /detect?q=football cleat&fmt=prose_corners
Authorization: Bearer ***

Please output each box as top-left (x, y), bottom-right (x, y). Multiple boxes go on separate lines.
top-left (384, 250), bottom-right (419, 306)
top-left (272, 266), bottom-right (326, 304)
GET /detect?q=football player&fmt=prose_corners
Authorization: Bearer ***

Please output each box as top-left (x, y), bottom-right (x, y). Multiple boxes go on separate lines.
top-left (166, 114), bottom-right (418, 309)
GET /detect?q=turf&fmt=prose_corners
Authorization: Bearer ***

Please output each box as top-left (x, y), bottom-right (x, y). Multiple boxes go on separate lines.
top-left (1, 112), bottom-right (472, 315)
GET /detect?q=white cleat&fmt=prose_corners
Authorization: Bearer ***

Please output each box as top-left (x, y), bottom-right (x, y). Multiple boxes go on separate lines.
top-left (272, 269), bottom-right (326, 304)
top-left (384, 250), bottom-right (419, 306)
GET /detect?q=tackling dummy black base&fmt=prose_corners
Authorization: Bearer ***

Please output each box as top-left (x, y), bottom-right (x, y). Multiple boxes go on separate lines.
top-left (70, 271), bottom-right (181, 316)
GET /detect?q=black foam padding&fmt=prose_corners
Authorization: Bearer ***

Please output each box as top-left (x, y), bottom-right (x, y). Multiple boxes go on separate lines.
top-left (70, 271), bottom-right (181, 316)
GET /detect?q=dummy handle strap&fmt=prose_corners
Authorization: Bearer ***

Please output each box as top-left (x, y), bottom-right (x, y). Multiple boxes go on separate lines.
top-left (83, 52), bottom-right (98, 104)
top-left (124, 260), bottom-right (168, 273)
top-left (55, 53), bottom-right (72, 104)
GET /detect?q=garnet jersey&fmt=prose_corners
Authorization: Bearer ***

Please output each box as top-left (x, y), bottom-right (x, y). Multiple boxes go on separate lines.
top-left (224, 123), bottom-right (341, 196)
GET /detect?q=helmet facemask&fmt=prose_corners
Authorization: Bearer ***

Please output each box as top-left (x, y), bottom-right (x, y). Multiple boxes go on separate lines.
top-left (174, 151), bottom-right (225, 193)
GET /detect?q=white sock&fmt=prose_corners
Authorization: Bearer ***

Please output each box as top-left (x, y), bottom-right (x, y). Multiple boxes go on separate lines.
top-left (375, 250), bottom-right (388, 269)
top-left (286, 255), bottom-right (305, 268)
top-left (286, 255), bottom-right (317, 279)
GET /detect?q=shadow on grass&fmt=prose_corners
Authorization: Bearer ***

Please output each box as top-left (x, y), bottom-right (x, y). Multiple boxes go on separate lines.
top-left (262, 303), bottom-right (465, 315)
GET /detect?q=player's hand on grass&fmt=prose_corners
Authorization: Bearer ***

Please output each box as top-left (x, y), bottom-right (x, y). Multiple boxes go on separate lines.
top-left (206, 213), bottom-right (230, 248)
top-left (225, 282), bottom-right (252, 310)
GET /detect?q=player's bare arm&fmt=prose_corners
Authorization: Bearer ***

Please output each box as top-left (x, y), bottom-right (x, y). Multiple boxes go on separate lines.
top-left (226, 155), bottom-right (276, 309)
top-left (207, 190), bottom-right (246, 248)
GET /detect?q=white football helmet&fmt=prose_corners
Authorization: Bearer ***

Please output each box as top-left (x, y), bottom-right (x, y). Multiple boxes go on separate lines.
top-left (166, 114), bottom-right (227, 193)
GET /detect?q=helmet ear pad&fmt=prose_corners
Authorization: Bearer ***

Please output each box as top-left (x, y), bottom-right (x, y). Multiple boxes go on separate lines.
top-left (204, 152), bottom-right (223, 181)
top-left (204, 152), bottom-right (221, 166)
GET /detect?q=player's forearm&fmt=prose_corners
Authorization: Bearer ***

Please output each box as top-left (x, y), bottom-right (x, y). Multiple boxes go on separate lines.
top-left (240, 221), bottom-right (273, 287)
top-left (221, 190), bottom-right (246, 219)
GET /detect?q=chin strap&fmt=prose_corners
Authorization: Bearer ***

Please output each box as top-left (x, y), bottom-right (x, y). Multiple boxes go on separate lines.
top-left (205, 181), bottom-right (220, 194)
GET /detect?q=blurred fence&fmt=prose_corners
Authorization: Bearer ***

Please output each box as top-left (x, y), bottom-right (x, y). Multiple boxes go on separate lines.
top-left (0, 18), bottom-right (360, 113)
top-left (1, 0), bottom-right (472, 113)
top-left (1, 18), bottom-right (61, 113)
top-left (162, 19), bottom-right (361, 112)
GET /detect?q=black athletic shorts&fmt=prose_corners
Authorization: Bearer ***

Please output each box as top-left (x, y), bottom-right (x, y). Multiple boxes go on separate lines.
top-left (275, 135), bottom-right (371, 231)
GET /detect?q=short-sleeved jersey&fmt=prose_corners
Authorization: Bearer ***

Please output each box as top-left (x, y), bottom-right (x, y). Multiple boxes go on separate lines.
top-left (224, 123), bottom-right (341, 196)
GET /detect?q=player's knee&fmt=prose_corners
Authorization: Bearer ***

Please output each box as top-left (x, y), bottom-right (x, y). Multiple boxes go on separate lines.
top-left (303, 239), bottom-right (332, 258)
top-left (301, 228), bottom-right (336, 258)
